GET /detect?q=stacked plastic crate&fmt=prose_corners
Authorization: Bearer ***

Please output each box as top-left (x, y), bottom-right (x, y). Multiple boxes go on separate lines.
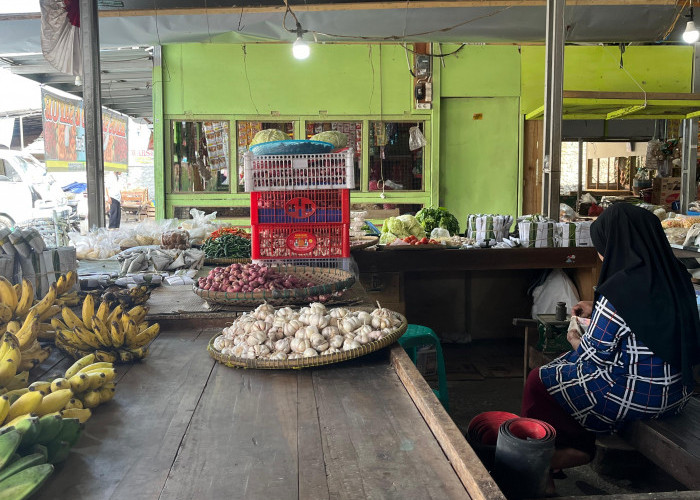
top-left (244, 149), bottom-right (354, 267)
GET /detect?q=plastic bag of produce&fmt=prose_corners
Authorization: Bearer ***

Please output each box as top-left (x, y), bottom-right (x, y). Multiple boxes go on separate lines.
top-left (531, 269), bottom-right (580, 319)
top-left (430, 228), bottom-right (451, 240)
top-left (409, 125), bottom-right (426, 151)
top-left (682, 223), bottom-right (700, 247)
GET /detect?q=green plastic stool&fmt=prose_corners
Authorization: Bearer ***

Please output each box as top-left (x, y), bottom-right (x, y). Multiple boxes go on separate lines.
top-left (398, 324), bottom-right (449, 411)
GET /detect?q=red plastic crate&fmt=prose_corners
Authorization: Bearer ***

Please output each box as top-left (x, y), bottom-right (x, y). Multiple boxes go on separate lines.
top-left (250, 189), bottom-right (349, 225)
top-left (252, 223), bottom-right (350, 259)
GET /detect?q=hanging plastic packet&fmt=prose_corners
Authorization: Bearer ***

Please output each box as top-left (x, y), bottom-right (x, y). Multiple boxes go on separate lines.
top-left (409, 125), bottom-right (427, 151)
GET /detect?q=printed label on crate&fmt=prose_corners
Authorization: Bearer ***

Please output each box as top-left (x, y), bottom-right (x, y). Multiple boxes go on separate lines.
top-left (285, 197), bottom-right (317, 219)
top-left (286, 231), bottom-right (318, 254)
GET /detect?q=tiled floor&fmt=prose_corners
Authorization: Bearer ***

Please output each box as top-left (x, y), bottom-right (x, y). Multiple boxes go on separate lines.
top-left (427, 340), bottom-right (687, 498)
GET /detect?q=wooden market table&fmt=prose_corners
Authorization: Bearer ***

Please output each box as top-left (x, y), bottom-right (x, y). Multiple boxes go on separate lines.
top-left (28, 327), bottom-right (505, 500)
top-left (353, 247), bottom-right (601, 340)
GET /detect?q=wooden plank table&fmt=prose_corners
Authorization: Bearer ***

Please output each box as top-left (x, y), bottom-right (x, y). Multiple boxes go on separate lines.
top-left (32, 327), bottom-right (505, 500)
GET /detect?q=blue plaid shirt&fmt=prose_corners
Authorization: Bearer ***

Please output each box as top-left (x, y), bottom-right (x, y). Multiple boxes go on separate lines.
top-left (540, 295), bottom-right (692, 433)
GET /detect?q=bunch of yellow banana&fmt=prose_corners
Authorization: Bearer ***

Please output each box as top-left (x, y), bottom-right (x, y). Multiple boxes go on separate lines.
top-left (53, 298), bottom-right (159, 363)
top-left (0, 333), bottom-right (22, 388)
top-left (0, 276), bottom-right (63, 346)
top-left (0, 369), bottom-right (28, 396)
top-left (53, 271), bottom-right (80, 307)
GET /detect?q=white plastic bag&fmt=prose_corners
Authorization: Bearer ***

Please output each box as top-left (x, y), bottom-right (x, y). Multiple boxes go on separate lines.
top-left (408, 126), bottom-right (426, 151)
top-left (531, 269), bottom-right (580, 319)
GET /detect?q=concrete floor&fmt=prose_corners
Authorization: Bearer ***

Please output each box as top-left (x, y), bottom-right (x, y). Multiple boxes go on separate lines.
top-left (424, 340), bottom-right (687, 498)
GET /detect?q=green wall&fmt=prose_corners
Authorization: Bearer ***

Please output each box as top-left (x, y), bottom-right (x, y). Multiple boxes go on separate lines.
top-left (155, 43), bottom-right (694, 222)
top-left (520, 45), bottom-right (694, 114)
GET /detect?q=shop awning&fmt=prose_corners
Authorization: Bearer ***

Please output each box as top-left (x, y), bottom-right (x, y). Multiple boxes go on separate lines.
top-left (525, 91), bottom-right (700, 121)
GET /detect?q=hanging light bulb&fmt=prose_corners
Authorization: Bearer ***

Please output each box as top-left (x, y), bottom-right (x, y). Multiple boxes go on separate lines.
top-left (292, 21), bottom-right (310, 60)
top-left (684, 7), bottom-right (699, 43)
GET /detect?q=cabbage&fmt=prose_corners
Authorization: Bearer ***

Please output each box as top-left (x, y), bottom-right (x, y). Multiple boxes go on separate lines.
top-left (379, 232), bottom-right (397, 245)
top-left (250, 129), bottom-right (288, 147)
top-left (310, 131), bottom-right (348, 149)
top-left (385, 217), bottom-right (407, 237)
top-left (396, 214), bottom-right (426, 238)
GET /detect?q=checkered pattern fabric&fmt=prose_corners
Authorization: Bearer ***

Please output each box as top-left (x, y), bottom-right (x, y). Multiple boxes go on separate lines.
top-left (540, 295), bottom-right (692, 433)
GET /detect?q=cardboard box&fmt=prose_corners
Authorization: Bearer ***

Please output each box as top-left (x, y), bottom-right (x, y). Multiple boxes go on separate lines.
top-left (651, 176), bottom-right (681, 209)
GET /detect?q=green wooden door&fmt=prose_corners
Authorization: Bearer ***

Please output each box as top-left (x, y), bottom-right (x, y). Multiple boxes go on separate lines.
top-left (439, 97), bottom-right (520, 225)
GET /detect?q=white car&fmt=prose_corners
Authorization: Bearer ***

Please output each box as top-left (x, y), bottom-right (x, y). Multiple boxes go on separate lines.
top-left (0, 149), bottom-right (72, 229)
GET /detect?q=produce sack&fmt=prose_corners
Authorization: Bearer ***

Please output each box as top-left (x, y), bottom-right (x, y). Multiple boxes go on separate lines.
top-left (555, 221), bottom-right (592, 248)
top-left (23, 246), bottom-right (78, 298)
top-left (466, 214), bottom-right (513, 244)
top-left (0, 228), bottom-right (16, 256)
top-left (0, 255), bottom-right (13, 281)
top-left (682, 223), bottom-right (700, 247)
top-left (531, 269), bottom-right (580, 319)
top-left (518, 216), bottom-right (555, 248)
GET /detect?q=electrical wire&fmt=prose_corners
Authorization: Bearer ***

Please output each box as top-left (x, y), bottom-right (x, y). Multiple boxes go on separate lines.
top-left (660, 0), bottom-right (689, 40)
top-left (281, 0), bottom-right (510, 42)
top-left (602, 43), bottom-right (647, 108)
top-left (242, 45), bottom-right (260, 115)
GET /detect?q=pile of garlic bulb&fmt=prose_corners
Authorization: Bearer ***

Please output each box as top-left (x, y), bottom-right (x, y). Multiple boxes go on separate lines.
top-left (212, 302), bottom-right (404, 360)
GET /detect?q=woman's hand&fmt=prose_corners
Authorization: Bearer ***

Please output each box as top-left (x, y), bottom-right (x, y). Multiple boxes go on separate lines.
top-left (571, 301), bottom-right (594, 318)
top-left (567, 328), bottom-right (582, 351)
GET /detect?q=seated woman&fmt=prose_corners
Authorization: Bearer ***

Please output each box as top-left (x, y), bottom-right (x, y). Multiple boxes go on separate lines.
top-left (522, 203), bottom-right (700, 494)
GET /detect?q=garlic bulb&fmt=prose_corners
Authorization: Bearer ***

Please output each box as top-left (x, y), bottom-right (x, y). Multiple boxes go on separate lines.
top-left (213, 335), bottom-right (226, 351)
top-left (323, 347), bottom-right (340, 355)
top-left (246, 331), bottom-right (266, 346)
top-left (309, 302), bottom-right (326, 315)
top-left (340, 317), bottom-right (361, 333)
top-left (357, 324), bottom-right (373, 336)
top-left (291, 337), bottom-right (310, 353)
top-left (302, 347), bottom-right (319, 357)
top-left (251, 320), bottom-right (267, 332)
top-left (284, 320), bottom-right (303, 337)
top-left (255, 302), bottom-right (275, 318)
top-left (329, 307), bottom-right (348, 319)
top-left (295, 328), bottom-right (307, 340)
top-left (321, 326), bottom-right (339, 339)
top-left (299, 307), bottom-right (311, 316)
top-left (309, 333), bottom-right (329, 351)
top-left (369, 330), bottom-right (382, 341)
top-left (288, 353), bottom-right (301, 360)
top-left (253, 344), bottom-right (271, 357)
top-left (356, 332), bottom-right (371, 345)
top-left (270, 351), bottom-right (288, 360)
top-left (264, 339), bottom-right (275, 351)
top-left (343, 339), bottom-right (361, 351)
top-left (357, 311), bottom-right (372, 325)
top-left (330, 335), bottom-right (344, 349)
top-left (275, 338), bottom-right (291, 354)
top-left (304, 325), bottom-right (320, 340)
top-left (371, 316), bottom-right (390, 329)
top-left (307, 313), bottom-right (329, 329)
top-left (276, 306), bottom-right (295, 319)
top-left (232, 345), bottom-right (247, 357)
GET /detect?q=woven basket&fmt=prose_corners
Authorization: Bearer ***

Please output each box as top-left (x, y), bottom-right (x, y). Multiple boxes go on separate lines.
top-left (203, 257), bottom-right (252, 266)
top-left (350, 236), bottom-right (379, 251)
top-left (207, 311), bottom-right (407, 369)
top-left (193, 265), bottom-right (356, 307)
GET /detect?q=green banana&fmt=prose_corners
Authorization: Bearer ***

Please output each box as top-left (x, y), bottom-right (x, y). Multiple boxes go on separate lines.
top-left (35, 415), bottom-right (63, 446)
top-left (54, 418), bottom-right (81, 448)
top-left (46, 439), bottom-right (71, 464)
top-left (0, 430), bottom-right (21, 469)
top-left (0, 453), bottom-right (46, 483)
top-left (30, 444), bottom-right (48, 462)
top-left (0, 463), bottom-right (54, 500)
top-left (14, 417), bottom-right (40, 450)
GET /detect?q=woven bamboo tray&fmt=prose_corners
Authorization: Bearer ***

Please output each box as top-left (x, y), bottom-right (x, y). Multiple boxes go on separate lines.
top-left (203, 257), bottom-right (252, 266)
top-left (207, 311), bottom-right (407, 369)
top-left (350, 236), bottom-right (379, 251)
top-left (192, 265), bottom-right (356, 307)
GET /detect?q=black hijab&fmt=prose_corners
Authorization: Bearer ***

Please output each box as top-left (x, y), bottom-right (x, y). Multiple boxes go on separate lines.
top-left (590, 203), bottom-right (700, 386)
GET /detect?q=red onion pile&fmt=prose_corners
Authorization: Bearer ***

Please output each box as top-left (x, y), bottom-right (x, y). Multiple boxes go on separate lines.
top-left (197, 263), bottom-right (314, 293)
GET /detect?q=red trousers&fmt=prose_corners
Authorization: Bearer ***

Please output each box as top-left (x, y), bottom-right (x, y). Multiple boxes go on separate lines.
top-left (521, 369), bottom-right (596, 457)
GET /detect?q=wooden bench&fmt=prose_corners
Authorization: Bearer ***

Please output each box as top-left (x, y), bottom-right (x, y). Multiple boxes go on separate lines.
top-left (620, 397), bottom-right (700, 490)
top-left (120, 189), bottom-right (150, 221)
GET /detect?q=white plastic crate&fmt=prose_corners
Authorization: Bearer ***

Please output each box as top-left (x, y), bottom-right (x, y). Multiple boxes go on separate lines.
top-left (243, 149), bottom-right (355, 192)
